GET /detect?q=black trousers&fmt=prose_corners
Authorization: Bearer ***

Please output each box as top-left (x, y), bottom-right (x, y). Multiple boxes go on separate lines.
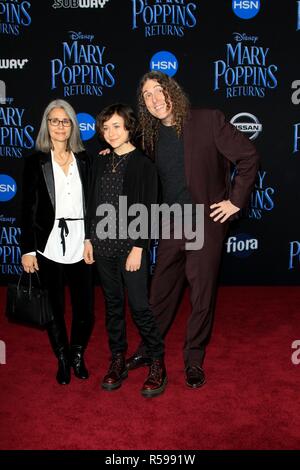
top-left (95, 252), bottom-right (164, 359)
top-left (37, 253), bottom-right (94, 356)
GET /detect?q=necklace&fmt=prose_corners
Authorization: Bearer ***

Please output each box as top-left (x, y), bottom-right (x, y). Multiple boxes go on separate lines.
top-left (55, 152), bottom-right (71, 167)
top-left (111, 151), bottom-right (130, 173)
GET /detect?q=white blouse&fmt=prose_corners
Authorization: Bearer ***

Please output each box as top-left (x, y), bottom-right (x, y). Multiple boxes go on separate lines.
top-left (40, 151), bottom-right (85, 264)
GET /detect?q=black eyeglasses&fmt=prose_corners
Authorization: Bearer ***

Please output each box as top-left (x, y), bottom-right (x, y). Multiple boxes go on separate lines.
top-left (48, 118), bottom-right (72, 127)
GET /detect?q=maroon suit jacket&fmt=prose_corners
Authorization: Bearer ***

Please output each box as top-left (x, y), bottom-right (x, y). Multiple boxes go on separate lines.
top-left (183, 108), bottom-right (260, 237)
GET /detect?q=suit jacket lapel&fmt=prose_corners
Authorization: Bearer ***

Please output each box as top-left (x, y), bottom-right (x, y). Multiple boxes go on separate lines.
top-left (41, 152), bottom-right (55, 210)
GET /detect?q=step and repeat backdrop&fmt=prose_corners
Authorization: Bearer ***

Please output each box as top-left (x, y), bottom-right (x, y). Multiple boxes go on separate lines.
top-left (0, 1), bottom-right (300, 285)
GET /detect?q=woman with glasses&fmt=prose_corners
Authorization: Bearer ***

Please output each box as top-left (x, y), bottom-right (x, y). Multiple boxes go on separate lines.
top-left (20, 99), bottom-right (94, 385)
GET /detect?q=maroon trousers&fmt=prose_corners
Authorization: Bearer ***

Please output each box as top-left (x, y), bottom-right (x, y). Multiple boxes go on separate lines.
top-left (149, 226), bottom-right (225, 368)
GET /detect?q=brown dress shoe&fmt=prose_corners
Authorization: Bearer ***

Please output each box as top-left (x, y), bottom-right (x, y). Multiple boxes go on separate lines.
top-left (141, 358), bottom-right (167, 398)
top-left (125, 353), bottom-right (152, 370)
top-left (102, 353), bottom-right (128, 391)
top-left (185, 365), bottom-right (206, 389)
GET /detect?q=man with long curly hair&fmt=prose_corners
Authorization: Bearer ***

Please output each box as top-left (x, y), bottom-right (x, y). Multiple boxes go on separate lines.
top-left (126, 71), bottom-right (259, 388)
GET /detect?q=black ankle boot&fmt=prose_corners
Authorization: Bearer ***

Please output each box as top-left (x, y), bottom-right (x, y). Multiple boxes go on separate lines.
top-left (47, 321), bottom-right (70, 384)
top-left (56, 350), bottom-right (71, 385)
top-left (70, 345), bottom-right (89, 379)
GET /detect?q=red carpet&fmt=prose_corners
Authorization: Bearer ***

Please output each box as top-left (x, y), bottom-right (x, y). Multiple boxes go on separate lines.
top-left (0, 286), bottom-right (300, 450)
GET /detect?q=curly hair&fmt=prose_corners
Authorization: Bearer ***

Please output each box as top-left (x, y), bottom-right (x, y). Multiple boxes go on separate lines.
top-left (137, 71), bottom-right (190, 157)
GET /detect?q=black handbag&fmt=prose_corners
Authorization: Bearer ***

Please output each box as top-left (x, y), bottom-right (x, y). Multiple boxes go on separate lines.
top-left (6, 271), bottom-right (54, 327)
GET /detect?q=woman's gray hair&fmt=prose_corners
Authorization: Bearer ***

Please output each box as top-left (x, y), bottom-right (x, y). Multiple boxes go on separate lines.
top-left (35, 99), bottom-right (85, 153)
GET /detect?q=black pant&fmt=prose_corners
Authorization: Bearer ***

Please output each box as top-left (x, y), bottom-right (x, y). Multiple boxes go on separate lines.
top-left (95, 252), bottom-right (164, 359)
top-left (37, 253), bottom-right (94, 355)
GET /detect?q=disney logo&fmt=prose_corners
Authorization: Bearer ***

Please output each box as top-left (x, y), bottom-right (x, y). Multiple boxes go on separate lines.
top-left (233, 33), bottom-right (258, 43)
top-left (68, 31), bottom-right (95, 42)
top-left (0, 215), bottom-right (16, 224)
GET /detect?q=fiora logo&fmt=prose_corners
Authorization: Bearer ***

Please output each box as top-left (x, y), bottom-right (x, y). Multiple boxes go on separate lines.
top-left (232, 1), bottom-right (260, 19)
top-left (77, 113), bottom-right (96, 141)
top-left (226, 233), bottom-right (258, 258)
top-left (0, 175), bottom-right (17, 201)
top-left (150, 51), bottom-right (179, 77)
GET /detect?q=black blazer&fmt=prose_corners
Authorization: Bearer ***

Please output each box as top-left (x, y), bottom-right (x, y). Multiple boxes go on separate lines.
top-left (20, 150), bottom-right (90, 255)
top-left (86, 148), bottom-right (158, 250)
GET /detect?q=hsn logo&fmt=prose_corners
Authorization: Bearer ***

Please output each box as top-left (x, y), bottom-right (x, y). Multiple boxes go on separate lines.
top-left (77, 113), bottom-right (96, 141)
top-left (0, 174), bottom-right (17, 202)
top-left (232, 1), bottom-right (260, 19)
top-left (150, 51), bottom-right (178, 77)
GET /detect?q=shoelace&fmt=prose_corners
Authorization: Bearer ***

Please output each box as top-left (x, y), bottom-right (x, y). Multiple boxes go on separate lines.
top-left (148, 361), bottom-right (163, 382)
top-left (109, 356), bottom-right (124, 373)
